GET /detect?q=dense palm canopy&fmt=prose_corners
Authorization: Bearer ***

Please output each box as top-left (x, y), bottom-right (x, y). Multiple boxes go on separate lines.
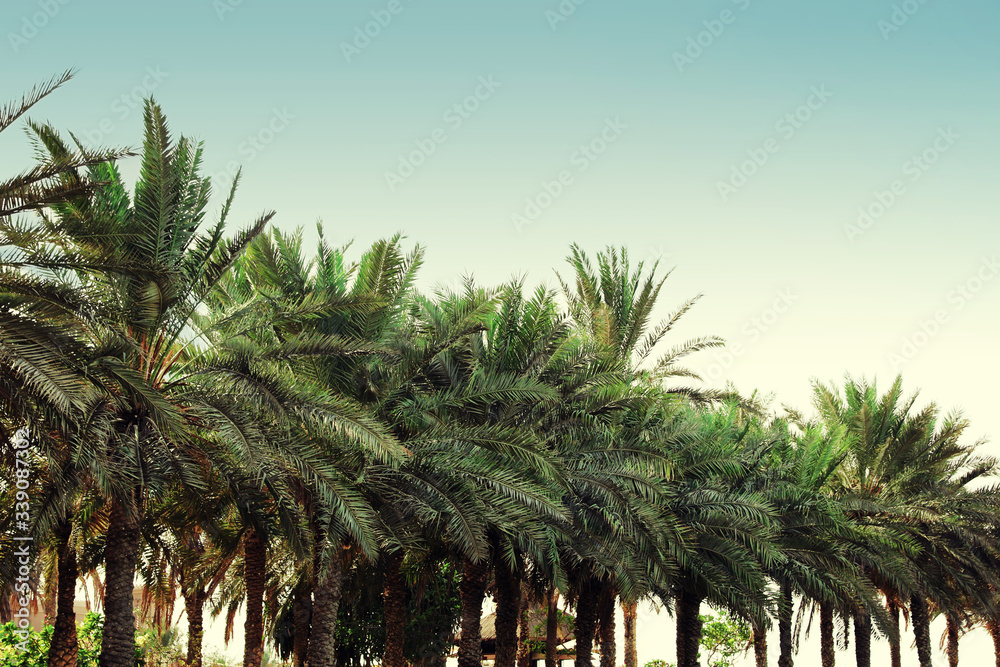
top-left (2, 82), bottom-right (1000, 667)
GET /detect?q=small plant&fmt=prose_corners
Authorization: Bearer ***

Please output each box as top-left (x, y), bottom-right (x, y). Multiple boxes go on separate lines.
top-left (642, 660), bottom-right (675, 667)
top-left (135, 624), bottom-right (184, 667)
top-left (205, 649), bottom-right (242, 667)
top-left (698, 610), bottom-right (753, 667)
top-left (0, 621), bottom-right (51, 667)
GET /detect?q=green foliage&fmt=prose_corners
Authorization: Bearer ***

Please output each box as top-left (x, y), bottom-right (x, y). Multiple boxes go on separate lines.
top-left (134, 624), bottom-right (184, 667)
top-left (698, 610), bottom-right (752, 667)
top-left (642, 660), bottom-right (675, 667)
top-left (77, 613), bottom-right (104, 667)
top-left (0, 612), bottom-right (105, 667)
top-left (335, 561), bottom-right (462, 665)
top-left (402, 563), bottom-right (462, 664)
top-left (0, 613), bottom-right (179, 667)
top-left (0, 621), bottom-right (50, 667)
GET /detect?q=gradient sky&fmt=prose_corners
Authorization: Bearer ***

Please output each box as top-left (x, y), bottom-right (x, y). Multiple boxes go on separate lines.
top-left (3, 1), bottom-right (999, 665)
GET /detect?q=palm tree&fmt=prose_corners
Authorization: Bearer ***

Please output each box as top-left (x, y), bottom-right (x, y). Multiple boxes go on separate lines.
top-left (1, 75), bottom-right (129, 655)
top-left (664, 406), bottom-right (779, 667)
top-left (0, 71), bottom-right (130, 220)
top-left (7, 100), bottom-right (277, 667)
top-left (557, 243), bottom-right (727, 667)
top-left (814, 375), bottom-right (1000, 667)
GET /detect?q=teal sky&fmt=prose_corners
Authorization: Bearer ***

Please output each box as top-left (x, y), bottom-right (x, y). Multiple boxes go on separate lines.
top-left (2, 3), bottom-right (998, 660)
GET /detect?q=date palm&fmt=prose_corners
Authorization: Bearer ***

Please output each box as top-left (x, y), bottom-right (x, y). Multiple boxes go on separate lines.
top-left (664, 405), bottom-right (780, 667)
top-left (5, 100), bottom-right (276, 667)
top-left (814, 375), bottom-right (1000, 667)
top-left (557, 243), bottom-right (728, 667)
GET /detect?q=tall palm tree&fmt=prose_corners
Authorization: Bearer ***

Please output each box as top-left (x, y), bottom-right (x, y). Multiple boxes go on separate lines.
top-left (664, 406), bottom-right (780, 667)
top-left (1, 75), bottom-right (128, 643)
top-left (7, 100), bottom-right (277, 667)
top-left (557, 243), bottom-right (727, 667)
top-left (814, 375), bottom-right (1000, 667)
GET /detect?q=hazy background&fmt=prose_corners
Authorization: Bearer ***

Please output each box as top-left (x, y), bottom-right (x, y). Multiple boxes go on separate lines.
top-left (3, 0), bottom-right (998, 664)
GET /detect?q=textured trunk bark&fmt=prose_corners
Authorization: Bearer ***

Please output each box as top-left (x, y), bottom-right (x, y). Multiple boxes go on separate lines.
top-left (574, 582), bottom-right (599, 667)
top-left (546, 586), bottom-right (559, 667)
top-left (911, 595), bottom-right (933, 667)
top-left (44, 575), bottom-right (58, 626)
top-left (292, 584), bottom-right (311, 667)
top-left (48, 519), bottom-right (79, 667)
top-left (622, 599), bottom-right (638, 667)
top-left (597, 589), bottom-right (615, 667)
top-left (752, 622), bottom-right (767, 667)
top-left (777, 581), bottom-right (794, 667)
top-left (457, 558), bottom-right (491, 667)
top-left (675, 589), bottom-right (703, 667)
top-left (946, 616), bottom-right (959, 667)
top-left (98, 495), bottom-right (142, 667)
top-left (854, 611), bottom-right (871, 667)
top-left (820, 602), bottom-right (835, 667)
top-left (495, 563), bottom-right (521, 667)
top-left (383, 551), bottom-right (406, 667)
top-left (987, 618), bottom-right (1000, 667)
top-left (183, 587), bottom-right (206, 667)
top-left (516, 580), bottom-right (532, 667)
top-left (307, 555), bottom-right (345, 667)
top-left (888, 599), bottom-right (901, 667)
top-left (243, 530), bottom-right (267, 667)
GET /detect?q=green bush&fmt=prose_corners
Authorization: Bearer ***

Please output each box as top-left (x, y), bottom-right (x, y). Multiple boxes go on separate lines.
top-left (0, 621), bottom-right (51, 667)
top-left (0, 612), bottom-right (155, 667)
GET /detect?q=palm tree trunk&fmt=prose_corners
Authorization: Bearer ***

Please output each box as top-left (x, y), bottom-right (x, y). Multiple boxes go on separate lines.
top-left (292, 584), bottom-right (311, 667)
top-left (987, 617), bottom-right (1000, 667)
top-left (574, 582), bottom-right (600, 667)
top-left (820, 601), bottom-right (834, 667)
top-left (622, 599), bottom-right (638, 667)
top-left (516, 581), bottom-right (532, 667)
top-left (854, 610), bottom-right (871, 667)
top-left (597, 588), bottom-right (615, 667)
top-left (383, 551), bottom-right (406, 667)
top-left (98, 495), bottom-right (142, 667)
top-left (183, 587), bottom-right (207, 667)
top-left (546, 586), bottom-right (559, 667)
top-left (777, 581), bottom-right (794, 667)
top-left (752, 621), bottom-right (767, 667)
top-left (911, 594), bottom-right (933, 667)
top-left (495, 563), bottom-right (521, 667)
top-left (675, 588), bottom-right (703, 667)
top-left (306, 554), bottom-right (345, 667)
top-left (946, 616), bottom-right (959, 667)
top-left (888, 599), bottom-right (901, 667)
top-left (48, 519), bottom-right (78, 667)
top-left (44, 575), bottom-right (58, 627)
top-left (457, 557), bottom-right (491, 667)
top-left (243, 529), bottom-right (267, 667)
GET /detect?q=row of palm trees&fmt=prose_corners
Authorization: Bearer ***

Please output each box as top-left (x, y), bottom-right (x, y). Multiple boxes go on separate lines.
top-left (2, 76), bottom-right (1000, 667)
